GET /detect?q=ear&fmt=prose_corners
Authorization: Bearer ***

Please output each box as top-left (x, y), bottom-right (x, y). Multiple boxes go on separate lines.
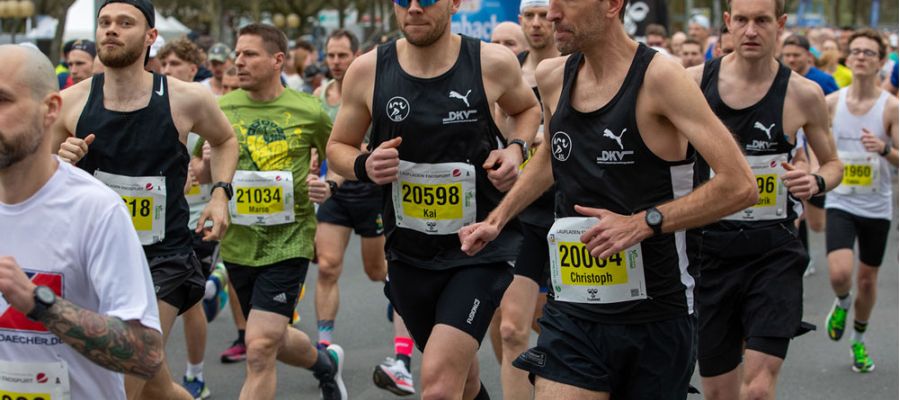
top-left (146, 28), bottom-right (158, 50)
top-left (608, 0), bottom-right (628, 19)
top-left (776, 14), bottom-right (787, 33)
top-left (42, 93), bottom-right (63, 129)
top-left (274, 51), bottom-right (285, 72)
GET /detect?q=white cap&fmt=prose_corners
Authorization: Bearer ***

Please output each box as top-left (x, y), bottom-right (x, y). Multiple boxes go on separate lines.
top-left (520, 0), bottom-right (549, 12)
top-left (689, 14), bottom-right (710, 30)
top-left (149, 35), bottom-right (165, 58)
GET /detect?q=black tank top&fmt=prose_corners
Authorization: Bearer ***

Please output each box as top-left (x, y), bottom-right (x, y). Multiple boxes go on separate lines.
top-left (370, 36), bottom-right (521, 270)
top-left (75, 73), bottom-right (191, 259)
top-left (697, 58), bottom-right (798, 231)
top-left (515, 50), bottom-right (554, 227)
top-left (549, 45), bottom-right (697, 323)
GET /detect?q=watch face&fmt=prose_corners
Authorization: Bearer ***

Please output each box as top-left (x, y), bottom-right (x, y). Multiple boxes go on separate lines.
top-left (647, 210), bottom-right (662, 225)
top-left (36, 287), bottom-right (55, 303)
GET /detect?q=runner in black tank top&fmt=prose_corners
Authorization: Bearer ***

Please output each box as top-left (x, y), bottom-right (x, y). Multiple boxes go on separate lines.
top-left (327, 5), bottom-right (542, 395)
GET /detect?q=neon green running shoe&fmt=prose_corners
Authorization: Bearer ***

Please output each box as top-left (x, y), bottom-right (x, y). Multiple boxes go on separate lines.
top-left (826, 301), bottom-right (847, 341)
top-left (851, 340), bottom-right (875, 373)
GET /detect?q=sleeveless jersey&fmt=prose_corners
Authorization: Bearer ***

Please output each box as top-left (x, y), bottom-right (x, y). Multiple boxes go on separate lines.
top-left (825, 88), bottom-right (893, 219)
top-left (75, 73), bottom-right (191, 259)
top-left (697, 58), bottom-right (800, 231)
top-left (516, 50), bottom-right (554, 227)
top-left (369, 36), bottom-right (521, 270)
top-left (318, 79), bottom-right (341, 122)
top-left (549, 45), bottom-right (697, 324)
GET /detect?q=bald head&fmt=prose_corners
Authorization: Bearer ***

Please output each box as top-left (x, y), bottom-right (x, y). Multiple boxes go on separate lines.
top-left (0, 45), bottom-right (58, 100)
top-left (491, 22), bottom-right (527, 55)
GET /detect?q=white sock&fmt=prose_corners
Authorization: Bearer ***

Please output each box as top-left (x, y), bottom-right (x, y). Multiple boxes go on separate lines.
top-left (204, 280), bottom-right (216, 300)
top-left (186, 362), bottom-right (204, 381)
top-left (837, 294), bottom-right (851, 310)
top-left (851, 329), bottom-right (866, 344)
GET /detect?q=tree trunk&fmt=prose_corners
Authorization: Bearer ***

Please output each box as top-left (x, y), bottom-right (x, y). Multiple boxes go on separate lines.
top-left (49, 0), bottom-right (74, 65)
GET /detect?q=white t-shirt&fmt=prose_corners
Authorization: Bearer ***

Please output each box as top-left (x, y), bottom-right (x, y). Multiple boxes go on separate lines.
top-left (0, 160), bottom-right (160, 400)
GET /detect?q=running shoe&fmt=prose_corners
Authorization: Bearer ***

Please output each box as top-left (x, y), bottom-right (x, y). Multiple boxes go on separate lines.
top-left (373, 357), bottom-right (416, 396)
top-left (851, 340), bottom-right (875, 373)
top-left (182, 376), bottom-right (211, 399)
top-left (315, 344), bottom-right (348, 400)
top-left (803, 260), bottom-right (816, 277)
top-left (826, 301), bottom-right (848, 341)
top-left (220, 340), bottom-right (247, 363)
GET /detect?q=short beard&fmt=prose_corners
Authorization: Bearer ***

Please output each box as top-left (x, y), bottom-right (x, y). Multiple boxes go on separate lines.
top-left (0, 117), bottom-right (45, 170)
top-left (99, 41), bottom-right (146, 69)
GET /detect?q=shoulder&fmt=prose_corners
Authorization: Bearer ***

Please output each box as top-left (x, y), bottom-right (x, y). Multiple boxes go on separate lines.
top-left (535, 55), bottom-right (569, 89)
top-left (787, 70), bottom-right (826, 103)
top-left (884, 91), bottom-right (899, 117)
top-left (685, 63), bottom-right (705, 85)
top-left (644, 50), bottom-right (692, 85)
top-left (57, 161), bottom-right (127, 214)
top-left (480, 42), bottom-right (519, 66)
top-left (60, 77), bottom-right (93, 115)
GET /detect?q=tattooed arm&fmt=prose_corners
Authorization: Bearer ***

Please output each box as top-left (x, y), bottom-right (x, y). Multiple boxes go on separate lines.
top-left (0, 256), bottom-right (163, 380)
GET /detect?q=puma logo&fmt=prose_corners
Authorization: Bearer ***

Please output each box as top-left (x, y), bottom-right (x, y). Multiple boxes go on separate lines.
top-left (154, 76), bottom-right (165, 97)
top-left (449, 90), bottom-right (472, 107)
top-left (603, 128), bottom-right (627, 150)
top-left (754, 122), bottom-right (776, 140)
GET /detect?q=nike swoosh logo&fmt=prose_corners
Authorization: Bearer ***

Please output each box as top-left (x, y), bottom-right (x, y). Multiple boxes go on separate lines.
top-left (155, 77), bottom-right (165, 96)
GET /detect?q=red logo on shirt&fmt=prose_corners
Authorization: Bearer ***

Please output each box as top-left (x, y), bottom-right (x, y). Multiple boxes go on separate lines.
top-left (145, 183), bottom-right (154, 191)
top-left (452, 169), bottom-right (461, 177)
top-left (769, 160), bottom-right (777, 168)
top-left (276, 175), bottom-right (282, 181)
top-left (36, 373), bottom-right (48, 384)
top-left (0, 271), bottom-right (63, 333)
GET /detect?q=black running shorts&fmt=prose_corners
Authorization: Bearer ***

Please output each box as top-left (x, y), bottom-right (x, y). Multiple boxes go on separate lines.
top-left (225, 258), bottom-right (309, 319)
top-left (696, 224), bottom-right (808, 376)
top-left (384, 261), bottom-right (513, 351)
top-left (149, 252), bottom-right (206, 314)
top-left (513, 302), bottom-right (696, 398)
top-left (316, 182), bottom-right (384, 237)
top-left (514, 222), bottom-right (551, 287)
top-left (190, 230), bottom-right (219, 279)
top-left (825, 208), bottom-right (891, 267)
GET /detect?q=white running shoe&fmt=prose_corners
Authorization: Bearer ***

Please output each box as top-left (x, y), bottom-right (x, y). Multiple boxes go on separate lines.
top-left (373, 357), bottom-right (416, 396)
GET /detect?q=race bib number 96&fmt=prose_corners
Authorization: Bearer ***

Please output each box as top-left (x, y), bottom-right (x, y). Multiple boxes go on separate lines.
top-left (716, 154), bottom-right (787, 221)
top-left (548, 217), bottom-right (646, 304)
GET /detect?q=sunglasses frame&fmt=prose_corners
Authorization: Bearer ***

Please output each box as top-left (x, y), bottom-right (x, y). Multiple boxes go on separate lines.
top-left (393, 0), bottom-right (440, 8)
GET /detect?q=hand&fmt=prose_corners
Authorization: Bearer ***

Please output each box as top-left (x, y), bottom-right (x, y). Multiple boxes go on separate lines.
top-left (459, 221), bottom-right (501, 256)
top-left (366, 137), bottom-right (402, 185)
top-left (0, 256), bottom-right (38, 315)
top-left (183, 166), bottom-right (196, 195)
top-left (861, 129), bottom-right (888, 154)
top-left (781, 162), bottom-right (817, 200)
top-left (58, 134), bottom-right (95, 164)
top-left (196, 196), bottom-right (230, 241)
top-left (201, 142), bottom-right (212, 161)
top-left (483, 147), bottom-right (521, 192)
top-left (307, 175), bottom-right (331, 204)
top-left (575, 205), bottom-right (652, 260)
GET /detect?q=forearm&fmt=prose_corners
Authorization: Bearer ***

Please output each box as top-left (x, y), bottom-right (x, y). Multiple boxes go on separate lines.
top-left (504, 104), bottom-right (542, 145)
top-left (38, 298), bottom-right (162, 379)
top-left (209, 136), bottom-right (238, 184)
top-left (814, 158), bottom-right (845, 191)
top-left (884, 146), bottom-right (898, 167)
top-left (326, 141), bottom-right (364, 180)
top-left (484, 147), bottom-right (554, 229)
top-left (657, 172), bottom-right (756, 233)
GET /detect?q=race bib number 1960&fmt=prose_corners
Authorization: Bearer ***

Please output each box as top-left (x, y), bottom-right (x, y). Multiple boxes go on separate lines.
top-left (835, 151), bottom-right (879, 195)
top-left (547, 217), bottom-right (647, 304)
top-left (93, 171), bottom-right (166, 245)
top-left (0, 360), bottom-right (70, 400)
top-left (229, 170), bottom-right (294, 226)
top-left (392, 161), bottom-right (476, 235)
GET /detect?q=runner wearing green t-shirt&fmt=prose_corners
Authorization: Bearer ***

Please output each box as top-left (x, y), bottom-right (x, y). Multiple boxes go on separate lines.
top-left (219, 24), bottom-right (346, 400)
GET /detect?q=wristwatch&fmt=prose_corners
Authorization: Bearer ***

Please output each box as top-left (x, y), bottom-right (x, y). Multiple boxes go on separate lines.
top-left (326, 179), bottom-right (339, 194)
top-left (644, 207), bottom-right (664, 236)
top-left (881, 143), bottom-right (892, 157)
top-left (812, 174), bottom-right (826, 196)
top-left (509, 139), bottom-right (529, 162)
top-left (211, 182), bottom-right (233, 200)
top-left (27, 286), bottom-right (56, 321)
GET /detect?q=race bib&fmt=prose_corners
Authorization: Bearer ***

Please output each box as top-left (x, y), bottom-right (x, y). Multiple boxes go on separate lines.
top-left (93, 171), bottom-right (166, 245)
top-left (835, 151), bottom-right (879, 195)
top-left (391, 161), bottom-right (476, 235)
top-left (547, 217), bottom-right (647, 304)
top-left (716, 154), bottom-right (788, 221)
top-left (185, 183), bottom-right (211, 206)
top-left (229, 170), bottom-right (294, 226)
top-left (0, 360), bottom-right (70, 400)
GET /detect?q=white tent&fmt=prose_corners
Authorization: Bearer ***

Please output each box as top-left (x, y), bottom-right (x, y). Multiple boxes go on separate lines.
top-left (27, 0), bottom-right (191, 42)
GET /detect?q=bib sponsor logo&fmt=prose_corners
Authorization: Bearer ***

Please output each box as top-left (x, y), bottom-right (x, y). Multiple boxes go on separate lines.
top-left (551, 132), bottom-right (572, 161)
top-left (597, 127), bottom-right (635, 165)
top-left (387, 96), bottom-right (411, 122)
top-left (0, 271), bottom-right (62, 334)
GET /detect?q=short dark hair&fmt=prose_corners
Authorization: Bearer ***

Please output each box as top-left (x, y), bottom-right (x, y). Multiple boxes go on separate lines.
top-left (326, 29), bottom-right (360, 54)
top-left (157, 38), bottom-right (205, 66)
top-left (728, 0), bottom-right (785, 17)
top-left (783, 34), bottom-right (811, 51)
top-left (238, 23), bottom-right (288, 56)
top-left (848, 28), bottom-right (887, 60)
top-left (294, 40), bottom-right (316, 53)
top-left (645, 24), bottom-right (667, 38)
top-left (681, 39), bottom-right (703, 50)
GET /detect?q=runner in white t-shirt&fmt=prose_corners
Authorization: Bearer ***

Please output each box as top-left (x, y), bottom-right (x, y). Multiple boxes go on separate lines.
top-left (0, 44), bottom-right (161, 400)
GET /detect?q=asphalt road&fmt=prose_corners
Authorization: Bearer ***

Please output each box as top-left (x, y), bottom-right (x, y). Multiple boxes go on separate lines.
top-left (165, 203), bottom-right (898, 399)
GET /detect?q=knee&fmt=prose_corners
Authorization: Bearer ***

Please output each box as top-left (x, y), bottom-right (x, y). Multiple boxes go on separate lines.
top-left (742, 380), bottom-right (773, 400)
top-left (499, 320), bottom-right (529, 350)
top-left (363, 262), bottom-right (386, 282)
top-left (421, 384), bottom-right (458, 400)
top-left (245, 337), bottom-right (280, 372)
top-left (317, 257), bottom-right (343, 284)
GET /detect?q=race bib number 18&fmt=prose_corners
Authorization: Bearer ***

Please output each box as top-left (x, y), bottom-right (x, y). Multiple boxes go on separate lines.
top-left (93, 171), bottom-right (166, 245)
top-left (547, 217), bottom-right (647, 304)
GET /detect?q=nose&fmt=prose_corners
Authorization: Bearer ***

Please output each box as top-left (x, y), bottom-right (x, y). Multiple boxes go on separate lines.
top-left (547, 1), bottom-right (561, 23)
top-left (407, 0), bottom-right (425, 15)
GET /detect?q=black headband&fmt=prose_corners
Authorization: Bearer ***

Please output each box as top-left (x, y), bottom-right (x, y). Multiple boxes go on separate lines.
top-left (98, 0), bottom-right (155, 28)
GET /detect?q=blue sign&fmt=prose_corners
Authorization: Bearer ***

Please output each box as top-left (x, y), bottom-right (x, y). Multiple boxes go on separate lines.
top-left (451, 0), bottom-right (520, 42)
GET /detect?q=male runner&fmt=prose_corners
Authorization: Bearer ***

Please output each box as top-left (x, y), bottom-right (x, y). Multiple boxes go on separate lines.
top-left (488, 1), bottom-right (559, 399)
top-left (202, 43), bottom-right (232, 96)
top-left (823, 28), bottom-right (898, 373)
top-left (782, 34), bottom-right (839, 96)
top-left (491, 21), bottom-right (528, 55)
top-left (220, 23), bottom-right (345, 400)
top-left (327, 1), bottom-right (542, 398)
top-left (685, 0), bottom-right (843, 398)
top-left (308, 28), bottom-right (417, 397)
top-left (459, 0), bottom-right (758, 398)
top-left (50, 1), bottom-right (239, 399)
top-left (0, 44), bottom-right (162, 400)
top-left (713, 26), bottom-right (735, 57)
top-left (158, 37), bottom-right (215, 399)
top-left (66, 40), bottom-right (97, 88)
top-left (680, 38), bottom-right (706, 68)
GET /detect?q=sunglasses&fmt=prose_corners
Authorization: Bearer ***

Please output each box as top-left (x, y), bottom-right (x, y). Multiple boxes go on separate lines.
top-left (393, 0), bottom-right (440, 8)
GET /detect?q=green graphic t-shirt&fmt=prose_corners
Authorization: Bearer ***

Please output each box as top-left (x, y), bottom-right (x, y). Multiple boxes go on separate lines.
top-left (218, 88), bottom-right (331, 266)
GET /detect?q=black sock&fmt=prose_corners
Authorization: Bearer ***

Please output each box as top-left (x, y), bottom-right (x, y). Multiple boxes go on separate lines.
top-left (854, 320), bottom-right (868, 333)
top-left (798, 220), bottom-right (809, 252)
top-left (236, 329), bottom-right (246, 345)
top-left (310, 348), bottom-right (335, 377)
top-left (473, 382), bottom-right (490, 400)
top-left (396, 354), bottom-right (412, 371)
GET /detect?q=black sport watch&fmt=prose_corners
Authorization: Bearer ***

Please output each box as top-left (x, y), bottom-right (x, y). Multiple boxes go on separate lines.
top-left (509, 139), bottom-right (529, 162)
top-left (27, 286), bottom-right (56, 321)
top-left (812, 174), bottom-right (826, 197)
top-left (645, 207), bottom-right (664, 236)
top-left (326, 179), bottom-right (339, 194)
top-left (211, 182), bottom-right (233, 200)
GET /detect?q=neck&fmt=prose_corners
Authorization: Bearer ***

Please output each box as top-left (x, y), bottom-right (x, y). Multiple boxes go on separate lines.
top-left (104, 63), bottom-right (154, 101)
top-left (848, 73), bottom-right (881, 99)
top-left (0, 148), bottom-right (57, 205)
top-left (530, 43), bottom-right (560, 64)
top-left (247, 79), bottom-right (285, 102)
top-left (729, 53), bottom-right (780, 83)
top-left (581, 26), bottom-right (637, 82)
top-left (398, 31), bottom-right (460, 77)
top-left (332, 78), bottom-right (343, 95)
